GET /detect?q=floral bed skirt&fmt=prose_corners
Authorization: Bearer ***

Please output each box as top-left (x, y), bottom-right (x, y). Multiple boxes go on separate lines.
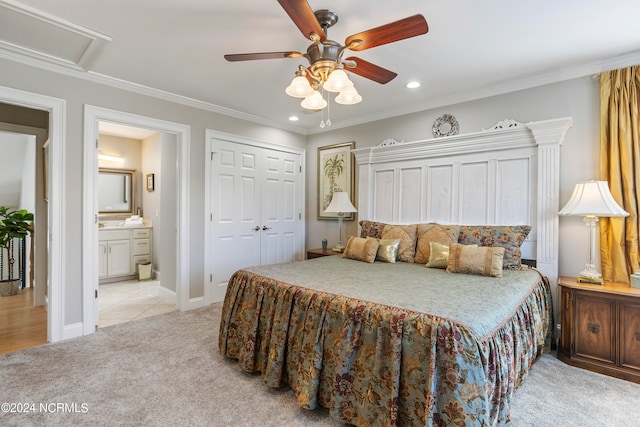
top-left (218, 264), bottom-right (553, 426)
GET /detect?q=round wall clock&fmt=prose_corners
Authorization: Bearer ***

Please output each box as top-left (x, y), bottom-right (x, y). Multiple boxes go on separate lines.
top-left (432, 114), bottom-right (460, 137)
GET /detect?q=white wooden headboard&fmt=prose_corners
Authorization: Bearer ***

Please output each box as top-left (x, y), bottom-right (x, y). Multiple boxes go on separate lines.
top-left (352, 117), bottom-right (573, 285)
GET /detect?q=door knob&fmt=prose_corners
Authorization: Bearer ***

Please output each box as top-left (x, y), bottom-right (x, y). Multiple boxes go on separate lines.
top-left (253, 226), bottom-right (260, 231)
top-left (262, 226), bottom-right (271, 230)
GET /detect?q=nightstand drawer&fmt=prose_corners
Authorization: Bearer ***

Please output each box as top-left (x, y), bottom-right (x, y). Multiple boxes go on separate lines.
top-left (574, 293), bottom-right (615, 364)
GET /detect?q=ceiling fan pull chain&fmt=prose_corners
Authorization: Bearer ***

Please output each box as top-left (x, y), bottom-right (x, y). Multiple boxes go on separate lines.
top-left (326, 90), bottom-right (332, 126)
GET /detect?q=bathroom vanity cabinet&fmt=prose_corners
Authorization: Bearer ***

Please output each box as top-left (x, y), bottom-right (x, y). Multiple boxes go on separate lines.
top-left (99, 226), bottom-right (152, 283)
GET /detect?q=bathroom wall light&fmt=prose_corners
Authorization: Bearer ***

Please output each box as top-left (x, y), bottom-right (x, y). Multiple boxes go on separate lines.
top-left (98, 153), bottom-right (124, 162)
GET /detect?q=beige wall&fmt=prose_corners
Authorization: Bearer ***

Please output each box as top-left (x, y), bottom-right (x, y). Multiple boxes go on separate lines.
top-left (305, 76), bottom-right (600, 281)
top-left (0, 56), bottom-right (306, 328)
top-left (0, 53), bottom-right (607, 332)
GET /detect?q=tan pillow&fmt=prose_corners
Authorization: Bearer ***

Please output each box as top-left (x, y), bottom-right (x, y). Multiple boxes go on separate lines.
top-left (427, 242), bottom-right (477, 269)
top-left (446, 243), bottom-right (505, 277)
top-left (380, 224), bottom-right (418, 262)
top-left (414, 223), bottom-right (460, 264)
top-left (376, 238), bottom-right (401, 263)
top-left (342, 236), bottom-right (380, 263)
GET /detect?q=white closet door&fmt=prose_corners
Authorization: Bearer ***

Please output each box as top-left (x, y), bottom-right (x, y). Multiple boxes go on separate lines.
top-left (260, 150), bottom-right (301, 265)
top-left (209, 139), bottom-right (303, 302)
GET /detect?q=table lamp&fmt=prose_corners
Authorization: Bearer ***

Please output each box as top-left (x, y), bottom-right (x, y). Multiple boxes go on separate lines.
top-left (559, 180), bottom-right (629, 284)
top-left (323, 192), bottom-right (357, 252)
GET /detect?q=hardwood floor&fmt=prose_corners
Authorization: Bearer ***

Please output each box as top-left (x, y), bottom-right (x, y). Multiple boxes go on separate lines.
top-left (0, 287), bottom-right (47, 354)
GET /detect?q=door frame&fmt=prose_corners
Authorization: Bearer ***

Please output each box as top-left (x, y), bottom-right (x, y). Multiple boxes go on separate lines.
top-left (203, 129), bottom-right (306, 305)
top-left (83, 106), bottom-right (192, 334)
top-left (0, 85), bottom-right (66, 343)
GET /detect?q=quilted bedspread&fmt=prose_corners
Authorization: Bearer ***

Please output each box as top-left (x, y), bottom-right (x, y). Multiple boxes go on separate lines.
top-left (218, 256), bottom-right (553, 426)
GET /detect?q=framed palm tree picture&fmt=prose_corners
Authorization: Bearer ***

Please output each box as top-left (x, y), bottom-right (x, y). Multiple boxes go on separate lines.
top-left (317, 141), bottom-right (355, 220)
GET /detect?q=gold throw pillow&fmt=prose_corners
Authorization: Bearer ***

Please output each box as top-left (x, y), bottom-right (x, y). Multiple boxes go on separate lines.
top-left (376, 239), bottom-right (401, 263)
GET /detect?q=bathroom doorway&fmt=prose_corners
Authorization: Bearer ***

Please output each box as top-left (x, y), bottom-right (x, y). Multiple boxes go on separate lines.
top-left (83, 105), bottom-right (191, 334)
top-left (96, 122), bottom-right (177, 328)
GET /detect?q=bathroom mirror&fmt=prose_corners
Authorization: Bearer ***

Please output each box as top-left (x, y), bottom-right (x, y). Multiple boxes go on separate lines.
top-left (98, 168), bottom-right (135, 215)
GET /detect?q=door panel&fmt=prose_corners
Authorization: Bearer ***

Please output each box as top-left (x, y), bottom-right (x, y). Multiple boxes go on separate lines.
top-left (210, 139), bottom-right (302, 302)
top-left (211, 142), bottom-right (261, 301)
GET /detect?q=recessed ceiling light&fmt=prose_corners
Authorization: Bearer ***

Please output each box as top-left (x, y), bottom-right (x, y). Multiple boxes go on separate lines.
top-left (289, 116), bottom-right (299, 121)
top-left (406, 81), bottom-right (421, 89)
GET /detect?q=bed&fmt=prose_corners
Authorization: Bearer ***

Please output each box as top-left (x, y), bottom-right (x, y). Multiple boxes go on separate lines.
top-left (218, 118), bottom-right (573, 426)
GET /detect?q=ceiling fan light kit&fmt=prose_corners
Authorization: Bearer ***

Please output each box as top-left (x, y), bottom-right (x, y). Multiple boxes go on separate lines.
top-left (300, 90), bottom-right (328, 110)
top-left (285, 73), bottom-right (315, 98)
top-left (225, 0), bottom-right (428, 126)
top-left (335, 86), bottom-right (362, 105)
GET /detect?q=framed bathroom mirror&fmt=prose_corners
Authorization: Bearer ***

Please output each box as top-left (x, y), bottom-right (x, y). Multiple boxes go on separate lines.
top-left (98, 168), bottom-right (135, 215)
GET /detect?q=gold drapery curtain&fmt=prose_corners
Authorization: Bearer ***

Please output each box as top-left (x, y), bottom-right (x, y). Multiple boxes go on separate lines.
top-left (599, 66), bottom-right (640, 283)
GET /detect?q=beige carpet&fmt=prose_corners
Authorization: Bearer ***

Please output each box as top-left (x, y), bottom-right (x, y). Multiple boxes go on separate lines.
top-left (1, 303), bottom-right (639, 426)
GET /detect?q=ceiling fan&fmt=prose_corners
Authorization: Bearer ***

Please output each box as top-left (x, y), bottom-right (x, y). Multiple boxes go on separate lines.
top-left (224, 0), bottom-right (429, 110)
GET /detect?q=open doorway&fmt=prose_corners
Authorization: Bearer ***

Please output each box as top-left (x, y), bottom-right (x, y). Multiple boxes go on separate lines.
top-left (0, 86), bottom-right (65, 347)
top-left (83, 105), bottom-right (191, 334)
top-left (0, 123), bottom-right (46, 353)
top-left (96, 122), bottom-right (177, 328)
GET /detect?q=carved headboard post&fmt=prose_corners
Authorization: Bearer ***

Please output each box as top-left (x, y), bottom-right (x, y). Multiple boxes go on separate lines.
top-left (528, 118), bottom-right (573, 287)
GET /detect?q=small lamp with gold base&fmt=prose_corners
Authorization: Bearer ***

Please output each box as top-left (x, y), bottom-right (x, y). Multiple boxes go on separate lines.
top-left (559, 180), bottom-right (629, 284)
top-left (323, 192), bottom-right (357, 253)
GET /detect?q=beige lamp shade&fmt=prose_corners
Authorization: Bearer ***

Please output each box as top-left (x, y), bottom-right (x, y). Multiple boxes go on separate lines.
top-left (559, 180), bottom-right (628, 284)
top-left (324, 192), bottom-right (356, 252)
top-left (559, 180), bottom-right (628, 217)
top-left (324, 192), bottom-right (357, 214)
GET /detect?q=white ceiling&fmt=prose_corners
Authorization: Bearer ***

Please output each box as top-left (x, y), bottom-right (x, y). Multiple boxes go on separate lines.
top-left (2, 0), bottom-right (640, 135)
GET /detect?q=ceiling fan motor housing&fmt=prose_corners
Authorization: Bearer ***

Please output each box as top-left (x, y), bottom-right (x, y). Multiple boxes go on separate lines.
top-left (306, 40), bottom-right (342, 83)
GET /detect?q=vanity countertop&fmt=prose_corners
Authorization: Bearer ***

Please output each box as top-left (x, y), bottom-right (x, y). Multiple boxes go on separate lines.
top-left (99, 222), bottom-right (151, 229)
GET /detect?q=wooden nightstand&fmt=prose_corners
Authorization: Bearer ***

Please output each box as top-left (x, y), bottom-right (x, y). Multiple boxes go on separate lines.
top-left (558, 276), bottom-right (640, 383)
top-left (306, 248), bottom-right (341, 259)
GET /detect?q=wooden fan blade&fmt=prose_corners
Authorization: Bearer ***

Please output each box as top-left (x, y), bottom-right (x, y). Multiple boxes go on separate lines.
top-left (224, 51), bottom-right (303, 61)
top-left (277, 0), bottom-right (326, 41)
top-left (345, 14), bottom-right (428, 51)
top-left (343, 57), bottom-right (397, 84)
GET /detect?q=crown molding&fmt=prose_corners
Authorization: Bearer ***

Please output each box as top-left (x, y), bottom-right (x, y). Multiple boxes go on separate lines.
top-left (0, 47), bottom-right (308, 136)
top-left (307, 49), bottom-right (640, 135)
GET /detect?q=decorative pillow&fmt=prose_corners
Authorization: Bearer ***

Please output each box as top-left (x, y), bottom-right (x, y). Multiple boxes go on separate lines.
top-left (425, 241), bottom-right (476, 269)
top-left (414, 223), bottom-right (460, 264)
top-left (425, 241), bottom-right (450, 269)
top-left (342, 236), bottom-right (380, 263)
top-left (457, 225), bottom-right (531, 269)
top-left (359, 220), bottom-right (387, 239)
top-left (380, 224), bottom-right (418, 263)
top-left (376, 238), bottom-right (401, 263)
top-left (446, 243), bottom-right (505, 277)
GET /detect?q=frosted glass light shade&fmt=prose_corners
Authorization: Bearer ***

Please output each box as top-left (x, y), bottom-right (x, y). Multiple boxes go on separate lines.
top-left (324, 192), bottom-right (357, 214)
top-left (301, 90), bottom-right (327, 110)
top-left (559, 180), bottom-right (629, 217)
top-left (323, 69), bottom-right (353, 93)
top-left (285, 75), bottom-right (314, 98)
top-left (335, 86), bottom-right (362, 105)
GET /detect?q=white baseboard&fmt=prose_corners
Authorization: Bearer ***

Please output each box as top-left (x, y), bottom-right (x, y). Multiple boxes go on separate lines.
top-left (158, 285), bottom-right (176, 304)
top-left (186, 296), bottom-right (204, 311)
top-left (62, 322), bottom-right (84, 340)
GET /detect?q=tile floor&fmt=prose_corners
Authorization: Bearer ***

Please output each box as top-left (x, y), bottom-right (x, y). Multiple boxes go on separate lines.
top-left (98, 279), bottom-right (176, 328)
